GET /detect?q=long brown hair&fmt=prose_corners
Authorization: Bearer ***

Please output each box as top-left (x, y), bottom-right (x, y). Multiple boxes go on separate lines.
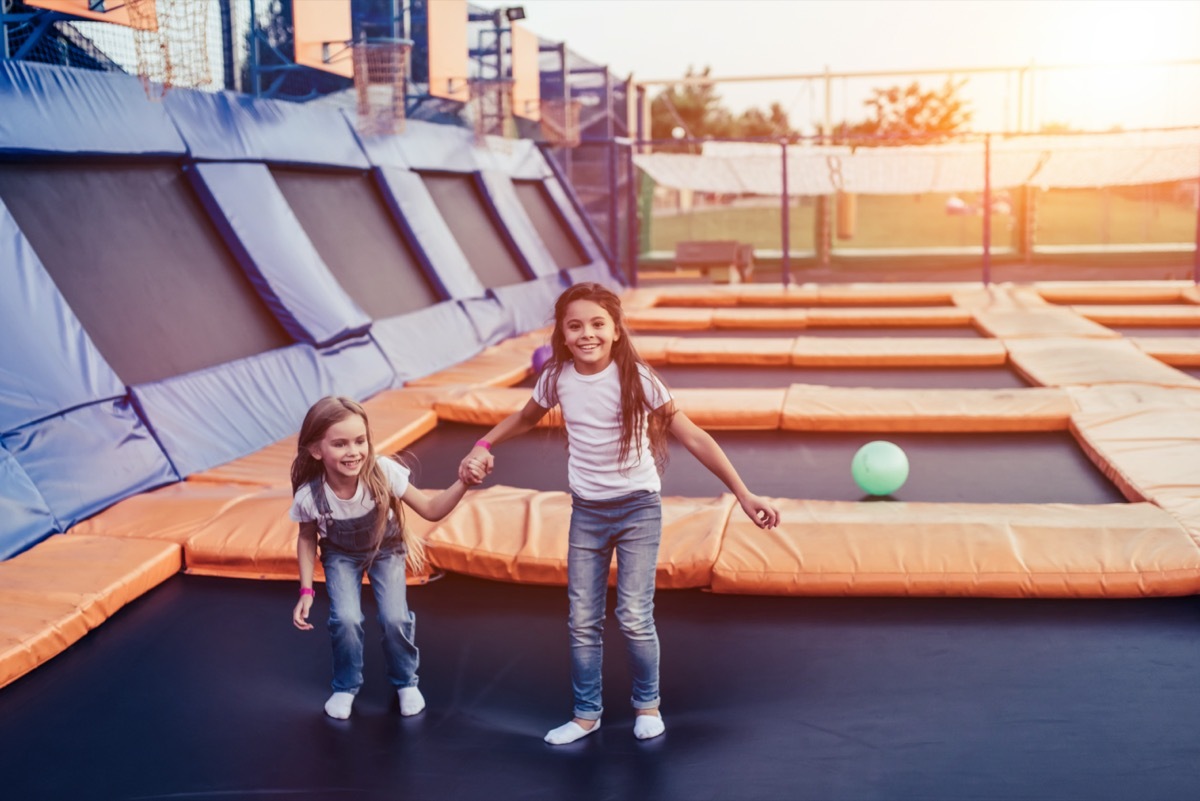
top-left (290, 396), bottom-right (426, 572)
top-left (539, 282), bottom-right (674, 474)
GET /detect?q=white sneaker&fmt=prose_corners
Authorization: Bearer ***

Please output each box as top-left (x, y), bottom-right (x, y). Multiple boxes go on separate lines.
top-left (634, 713), bottom-right (665, 740)
top-left (544, 719), bottom-right (601, 745)
top-left (324, 692), bottom-right (355, 720)
top-left (398, 686), bottom-right (426, 716)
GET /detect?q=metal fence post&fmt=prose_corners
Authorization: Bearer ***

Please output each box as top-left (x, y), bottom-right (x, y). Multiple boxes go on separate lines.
top-left (982, 134), bottom-right (992, 286)
top-left (781, 139), bottom-right (791, 287)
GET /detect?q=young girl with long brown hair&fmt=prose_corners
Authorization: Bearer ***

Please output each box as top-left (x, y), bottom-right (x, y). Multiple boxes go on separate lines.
top-left (290, 396), bottom-right (480, 720)
top-left (457, 283), bottom-right (780, 743)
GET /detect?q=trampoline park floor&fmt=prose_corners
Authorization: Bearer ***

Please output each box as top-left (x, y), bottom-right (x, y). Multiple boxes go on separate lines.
top-left (4, 571), bottom-right (1200, 801)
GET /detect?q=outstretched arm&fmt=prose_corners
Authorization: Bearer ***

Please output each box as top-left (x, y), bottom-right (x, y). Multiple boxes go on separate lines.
top-left (293, 521), bottom-right (318, 630)
top-left (667, 406), bottom-right (781, 529)
top-left (457, 398), bottom-right (550, 483)
top-left (402, 478), bottom-right (473, 521)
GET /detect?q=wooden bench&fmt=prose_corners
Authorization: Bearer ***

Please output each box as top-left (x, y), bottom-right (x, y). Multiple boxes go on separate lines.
top-left (674, 241), bottom-right (755, 284)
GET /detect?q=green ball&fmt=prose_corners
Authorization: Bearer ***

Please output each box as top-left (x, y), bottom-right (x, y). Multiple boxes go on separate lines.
top-left (851, 440), bottom-right (909, 496)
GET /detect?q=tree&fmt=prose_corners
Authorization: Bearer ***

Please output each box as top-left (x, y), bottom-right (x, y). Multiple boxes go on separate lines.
top-left (833, 78), bottom-right (972, 145)
top-left (649, 66), bottom-right (734, 151)
top-left (732, 102), bottom-right (798, 139)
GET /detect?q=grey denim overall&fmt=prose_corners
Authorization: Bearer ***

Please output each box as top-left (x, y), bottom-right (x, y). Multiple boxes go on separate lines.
top-left (307, 478), bottom-right (405, 556)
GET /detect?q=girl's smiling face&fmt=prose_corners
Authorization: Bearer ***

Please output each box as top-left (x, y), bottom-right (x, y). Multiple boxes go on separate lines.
top-left (309, 414), bottom-right (369, 486)
top-left (562, 298), bottom-right (618, 375)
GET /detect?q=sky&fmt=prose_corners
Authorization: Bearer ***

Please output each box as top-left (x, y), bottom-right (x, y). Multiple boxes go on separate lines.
top-left (472, 0), bottom-right (1200, 134)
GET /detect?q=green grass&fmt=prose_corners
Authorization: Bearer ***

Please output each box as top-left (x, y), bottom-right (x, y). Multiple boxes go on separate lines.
top-left (648, 188), bottom-right (1197, 252)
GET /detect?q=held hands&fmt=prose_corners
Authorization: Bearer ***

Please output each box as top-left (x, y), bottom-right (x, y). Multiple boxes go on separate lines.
top-left (458, 447), bottom-right (494, 486)
top-left (292, 594), bottom-right (314, 631)
top-left (738, 493), bottom-right (781, 530)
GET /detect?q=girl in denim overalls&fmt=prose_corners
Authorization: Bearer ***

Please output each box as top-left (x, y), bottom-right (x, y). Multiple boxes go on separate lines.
top-left (290, 396), bottom-right (481, 720)
top-left (458, 283), bottom-right (781, 744)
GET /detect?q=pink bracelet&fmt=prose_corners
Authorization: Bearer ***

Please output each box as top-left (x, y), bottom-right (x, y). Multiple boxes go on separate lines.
top-left (299, 587), bottom-right (315, 597)
top-left (475, 439), bottom-right (492, 450)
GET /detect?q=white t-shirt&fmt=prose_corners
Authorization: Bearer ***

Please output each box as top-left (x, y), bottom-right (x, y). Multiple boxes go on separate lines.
top-left (533, 360), bottom-right (671, 500)
top-left (289, 456), bottom-right (411, 538)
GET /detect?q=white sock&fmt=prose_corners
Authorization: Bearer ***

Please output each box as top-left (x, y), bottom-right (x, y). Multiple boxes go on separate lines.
top-left (324, 692), bottom-right (355, 720)
top-left (633, 713), bottom-right (665, 740)
top-left (398, 686), bottom-right (426, 716)
top-left (544, 719), bottom-right (600, 745)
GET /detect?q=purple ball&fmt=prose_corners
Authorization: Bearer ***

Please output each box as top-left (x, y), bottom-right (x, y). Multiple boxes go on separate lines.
top-left (532, 344), bottom-right (553, 373)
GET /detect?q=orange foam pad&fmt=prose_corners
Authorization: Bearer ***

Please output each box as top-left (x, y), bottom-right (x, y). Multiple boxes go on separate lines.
top-left (789, 338), bottom-right (1006, 366)
top-left (665, 337), bottom-right (795, 366)
top-left (404, 330), bottom-right (549, 388)
top-left (1070, 405), bottom-right (1200, 505)
top-left (1072, 305), bottom-right (1200, 326)
top-left (1007, 338), bottom-right (1200, 388)
top-left (1131, 338), bottom-right (1200, 366)
top-left (711, 308), bottom-right (808, 329)
top-left (69, 482), bottom-right (262, 543)
top-left (179, 486), bottom-right (436, 584)
top-left (781, 386), bottom-right (1073, 432)
top-left (630, 335), bottom-right (677, 363)
top-left (431, 387), bottom-right (783, 430)
top-left (626, 307), bottom-right (715, 331)
top-left (815, 284), bottom-right (958, 306)
top-left (973, 308), bottom-right (1118, 338)
top-left (711, 499), bottom-right (1200, 597)
top-left (423, 485), bottom-right (735, 588)
top-left (0, 535), bottom-right (181, 688)
top-left (1036, 283), bottom-right (1187, 305)
top-left (805, 307), bottom-right (972, 327)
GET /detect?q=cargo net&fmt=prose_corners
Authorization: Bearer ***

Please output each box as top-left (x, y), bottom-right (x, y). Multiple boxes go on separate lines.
top-left (127, 0), bottom-right (213, 98)
top-left (352, 40), bottom-right (410, 138)
top-left (539, 98), bottom-right (582, 147)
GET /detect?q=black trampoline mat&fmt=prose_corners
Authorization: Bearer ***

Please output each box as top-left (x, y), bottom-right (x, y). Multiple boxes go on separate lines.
top-left (512, 179), bottom-right (589, 269)
top-left (4, 572), bottom-right (1200, 801)
top-left (419, 172), bottom-right (529, 289)
top-left (271, 167), bottom-right (441, 318)
top-left (401, 424), bottom-right (1124, 505)
top-left (0, 160), bottom-right (293, 384)
top-left (515, 364), bottom-right (1030, 390)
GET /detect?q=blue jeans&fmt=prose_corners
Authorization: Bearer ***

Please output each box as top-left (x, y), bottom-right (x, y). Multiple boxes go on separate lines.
top-left (321, 547), bottom-right (418, 694)
top-left (567, 490), bottom-right (663, 721)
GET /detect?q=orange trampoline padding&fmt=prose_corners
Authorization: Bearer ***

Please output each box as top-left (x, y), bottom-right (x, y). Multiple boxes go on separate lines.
top-left (187, 397), bottom-right (436, 487)
top-left (815, 284), bottom-right (959, 306)
top-left (711, 308), bottom-right (808, 329)
top-left (974, 308), bottom-right (1118, 339)
top-left (431, 387), bottom-right (783, 430)
top-left (180, 485), bottom-right (436, 584)
top-left (629, 335), bottom-right (677, 364)
top-left (710, 499), bottom-right (1200, 597)
top-left (404, 330), bottom-right (549, 388)
top-left (790, 338), bottom-right (1006, 367)
top-left (666, 337), bottom-right (795, 366)
top-left (423, 485), bottom-right (734, 588)
top-left (1070, 405), bottom-right (1200, 505)
top-left (672, 388), bottom-right (786, 429)
top-left (1007, 338), bottom-right (1200, 388)
top-left (69, 482), bottom-right (263, 543)
top-left (1072, 305), bottom-right (1200, 326)
top-left (1036, 282), bottom-right (1187, 305)
top-left (626, 307), bottom-right (716, 331)
top-left (1131, 338), bottom-right (1200, 367)
top-left (805, 307), bottom-right (972, 327)
top-left (0, 535), bottom-right (181, 688)
top-left (781, 386), bottom-right (1074, 432)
